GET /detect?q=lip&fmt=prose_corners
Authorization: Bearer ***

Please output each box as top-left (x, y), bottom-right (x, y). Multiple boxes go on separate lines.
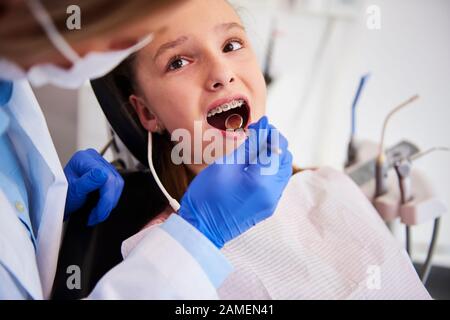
top-left (219, 127), bottom-right (248, 140)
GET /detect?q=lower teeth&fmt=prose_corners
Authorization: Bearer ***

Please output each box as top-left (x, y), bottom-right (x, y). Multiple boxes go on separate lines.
top-left (225, 113), bottom-right (244, 130)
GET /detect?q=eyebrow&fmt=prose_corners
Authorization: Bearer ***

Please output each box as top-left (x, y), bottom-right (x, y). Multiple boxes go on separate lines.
top-left (153, 22), bottom-right (245, 62)
top-left (215, 22), bottom-right (245, 32)
top-left (153, 35), bottom-right (189, 61)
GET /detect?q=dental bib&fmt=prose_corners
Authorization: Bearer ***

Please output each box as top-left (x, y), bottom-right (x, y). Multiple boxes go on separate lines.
top-left (218, 167), bottom-right (430, 299)
top-left (121, 167), bottom-right (430, 299)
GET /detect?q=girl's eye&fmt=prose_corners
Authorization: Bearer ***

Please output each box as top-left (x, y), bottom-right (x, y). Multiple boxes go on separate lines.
top-left (167, 57), bottom-right (189, 71)
top-left (223, 40), bottom-right (243, 53)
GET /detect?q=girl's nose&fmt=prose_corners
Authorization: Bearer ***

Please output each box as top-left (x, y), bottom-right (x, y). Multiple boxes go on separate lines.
top-left (210, 77), bottom-right (234, 90)
top-left (205, 58), bottom-right (235, 91)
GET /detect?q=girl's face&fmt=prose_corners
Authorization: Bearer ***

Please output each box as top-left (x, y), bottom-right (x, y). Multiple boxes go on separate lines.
top-left (131, 0), bottom-right (266, 174)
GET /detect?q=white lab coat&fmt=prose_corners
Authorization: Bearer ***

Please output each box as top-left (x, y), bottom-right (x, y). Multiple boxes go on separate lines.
top-left (0, 80), bottom-right (220, 299)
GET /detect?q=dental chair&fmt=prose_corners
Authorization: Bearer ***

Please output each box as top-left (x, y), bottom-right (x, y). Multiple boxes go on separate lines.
top-left (51, 77), bottom-right (167, 299)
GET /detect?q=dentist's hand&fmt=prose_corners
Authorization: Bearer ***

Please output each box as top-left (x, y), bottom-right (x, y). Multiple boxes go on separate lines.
top-left (64, 149), bottom-right (124, 226)
top-left (178, 116), bottom-right (293, 248)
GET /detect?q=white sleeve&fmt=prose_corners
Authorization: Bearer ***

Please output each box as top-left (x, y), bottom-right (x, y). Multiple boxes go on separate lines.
top-left (86, 214), bottom-right (232, 299)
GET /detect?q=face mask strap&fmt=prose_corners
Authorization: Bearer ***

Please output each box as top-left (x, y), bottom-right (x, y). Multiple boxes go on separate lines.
top-left (26, 0), bottom-right (80, 64)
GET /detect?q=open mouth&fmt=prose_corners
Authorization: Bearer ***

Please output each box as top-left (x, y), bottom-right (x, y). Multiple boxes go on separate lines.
top-left (206, 99), bottom-right (250, 132)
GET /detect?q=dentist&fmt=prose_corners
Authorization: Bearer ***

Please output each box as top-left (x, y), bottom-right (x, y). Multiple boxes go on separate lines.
top-left (0, 0), bottom-right (293, 299)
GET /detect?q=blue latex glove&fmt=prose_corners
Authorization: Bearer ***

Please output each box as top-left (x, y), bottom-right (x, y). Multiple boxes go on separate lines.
top-left (178, 116), bottom-right (293, 248)
top-left (64, 149), bottom-right (124, 226)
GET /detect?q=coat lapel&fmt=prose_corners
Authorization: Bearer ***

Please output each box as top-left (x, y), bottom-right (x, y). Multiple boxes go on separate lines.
top-left (7, 80), bottom-right (68, 299)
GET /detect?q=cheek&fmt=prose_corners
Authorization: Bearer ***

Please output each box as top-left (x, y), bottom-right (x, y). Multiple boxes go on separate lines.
top-left (256, 72), bottom-right (267, 115)
top-left (244, 62), bottom-right (267, 120)
top-left (145, 79), bottom-right (202, 132)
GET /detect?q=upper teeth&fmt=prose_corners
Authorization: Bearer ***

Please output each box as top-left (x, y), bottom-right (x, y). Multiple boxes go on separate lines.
top-left (207, 99), bottom-right (245, 118)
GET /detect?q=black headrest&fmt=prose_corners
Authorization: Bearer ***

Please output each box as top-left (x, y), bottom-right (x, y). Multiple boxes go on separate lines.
top-left (90, 77), bottom-right (148, 167)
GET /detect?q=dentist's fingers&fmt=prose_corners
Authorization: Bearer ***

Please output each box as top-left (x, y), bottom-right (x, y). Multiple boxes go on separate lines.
top-left (88, 174), bottom-right (123, 226)
top-left (266, 125), bottom-right (288, 158)
top-left (215, 116), bottom-right (292, 179)
top-left (85, 149), bottom-right (124, 226)
top-left (278, 149), bottom-right (294, 180)
top-left (74, 168), bottom-right (108, 195)
top-left (244, 122), bottom-right (292, 177)
top-left (64, 148), bottom-right (125, 224)
top-left (245, 116), bottom-right (269, 165)
top-left (219, 116), bottom-right (269, 168)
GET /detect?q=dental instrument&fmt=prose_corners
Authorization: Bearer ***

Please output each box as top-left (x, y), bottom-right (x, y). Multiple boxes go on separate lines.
top-left (375, 94), bottom-right (419, 198)
top-left (225, 113), bottom-right (244, 131)
top-left (404, 146), bottom-right (450, 284)
top-left (345, 73), bottom-right (370, 168)
top-left (147, 132), bottom-right (181, 212)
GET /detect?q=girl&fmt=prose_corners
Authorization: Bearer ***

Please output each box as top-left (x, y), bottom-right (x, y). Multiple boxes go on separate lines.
top-left (108, 0), bottom-right (430, 299)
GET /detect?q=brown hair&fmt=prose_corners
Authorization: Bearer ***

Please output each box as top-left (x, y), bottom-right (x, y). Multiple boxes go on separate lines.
top-left (0, 0), bottom-right (184, 63)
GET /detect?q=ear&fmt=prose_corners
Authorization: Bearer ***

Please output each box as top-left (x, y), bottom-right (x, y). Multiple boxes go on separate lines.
top-left (129, 94), bottom-right (162, 133)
